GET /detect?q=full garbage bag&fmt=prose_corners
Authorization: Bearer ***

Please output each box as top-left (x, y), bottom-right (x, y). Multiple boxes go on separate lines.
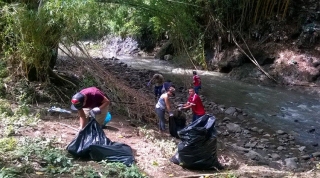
top-left (170, 114), bottom-right (222, 170)
top-left (67, 119), bottom-right (134, 166)
top-left (169, 110), bottom-right (186, 138)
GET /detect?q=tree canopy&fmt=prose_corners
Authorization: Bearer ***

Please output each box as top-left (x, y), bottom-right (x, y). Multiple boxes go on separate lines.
top-left (0, 0), bottom-right (292, 81)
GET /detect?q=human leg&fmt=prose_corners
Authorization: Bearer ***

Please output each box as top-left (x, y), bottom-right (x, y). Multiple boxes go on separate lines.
top-left (96, 106), bottom-right (109, 127)
top-left (194, 86), bottom-right (200, 94)
top-left (192, 113), bottom-right (197, 122)
top-left (156, 86), bottom-right (162, 98)
top-left (192, 113), bottom-right (204, 122)
top-left (155, 108), bottom-right (166, 131)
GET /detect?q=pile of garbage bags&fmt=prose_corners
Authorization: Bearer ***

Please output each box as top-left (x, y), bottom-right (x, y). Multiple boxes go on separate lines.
top-left (170, 114), bottom-right (222, 170)
top-left (67, 119), bottom-right (134, 166)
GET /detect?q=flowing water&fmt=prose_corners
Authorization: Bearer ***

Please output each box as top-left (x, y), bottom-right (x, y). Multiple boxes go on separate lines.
top-left (118, 55), bottom-right (320, 147)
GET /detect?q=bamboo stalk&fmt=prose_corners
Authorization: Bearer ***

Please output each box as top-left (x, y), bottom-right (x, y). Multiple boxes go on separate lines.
top-left (282, 0), bottom-right (291, 19)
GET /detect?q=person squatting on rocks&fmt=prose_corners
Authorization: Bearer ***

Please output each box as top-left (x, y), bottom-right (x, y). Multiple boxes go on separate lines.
top-left (71, 87), bottom-right (110, 129)
top-left (192, 71), bottom-right (201, 94)
top-left (155, 86), bottom-right (175, 132)
top-left (148, 73), bottom-right (165, 100)
top-left (179, 88), bottom-right (205, 122)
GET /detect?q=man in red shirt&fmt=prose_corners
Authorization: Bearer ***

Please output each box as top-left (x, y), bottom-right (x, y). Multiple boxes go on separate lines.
top-left (180, 88), bottom-right (205, 122)
top-left (192, 71), bottom-right (201, 94)
top-left (71, 87), bottom-right (110, 129)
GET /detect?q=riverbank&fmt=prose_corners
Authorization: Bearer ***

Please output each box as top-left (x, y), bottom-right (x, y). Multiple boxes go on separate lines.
top-left (80, 56), bottom-right (320, 175)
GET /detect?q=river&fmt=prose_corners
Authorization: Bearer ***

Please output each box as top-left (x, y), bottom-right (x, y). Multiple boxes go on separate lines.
top-left (117, 55), bottom-right (320, 148)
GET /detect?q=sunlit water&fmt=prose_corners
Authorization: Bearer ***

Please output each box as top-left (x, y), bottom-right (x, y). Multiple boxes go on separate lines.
top-left (118, 55), bottom-right (320, 147)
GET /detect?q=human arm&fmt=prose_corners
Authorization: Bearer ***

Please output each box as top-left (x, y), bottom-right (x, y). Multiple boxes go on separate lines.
top-left (164, 95), bottom-right (173, 116)
top-left (147, 74), bottom-right (156, 86)
top-left (99, 96), bottom-right (110, 110)
top-left (182, 102), bottom-right (193, 109)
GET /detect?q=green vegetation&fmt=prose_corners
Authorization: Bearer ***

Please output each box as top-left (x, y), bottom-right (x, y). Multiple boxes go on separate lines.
top-left (0, 0), bottom-right (293, 83)
top-left (0, 98), bottom-right (147, 177)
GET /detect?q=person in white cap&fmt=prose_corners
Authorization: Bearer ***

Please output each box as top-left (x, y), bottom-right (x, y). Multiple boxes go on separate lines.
top-left (71, 87), bottom-right (110, 129)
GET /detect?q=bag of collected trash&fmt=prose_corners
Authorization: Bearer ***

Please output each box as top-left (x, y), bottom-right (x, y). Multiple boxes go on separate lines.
top-left (169, 110), bottom-right (186, 138)
top-left (170, 114), bottom-right (222, 170)
top-left (67, 119), bottom-right (134, 166)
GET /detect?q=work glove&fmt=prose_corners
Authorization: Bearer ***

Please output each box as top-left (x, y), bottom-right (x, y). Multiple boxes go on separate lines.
top-left (177, 104), bottom-right (184, 107)
top-left (147, 81), bottom-right (151, 87)
top-left (178, 107), bottom-right (183, 111)
top-left (91, 107), bottom-right (101, 115)
top-left (169, 112), bottom-right (174, 117)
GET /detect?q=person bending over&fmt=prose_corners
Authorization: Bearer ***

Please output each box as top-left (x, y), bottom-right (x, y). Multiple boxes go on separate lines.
top-left (180, 88), bottom-right (205, 122)
top-left (148, 73), bottom-right (165, 99)
top-left (71, 87), bottom-right (110, 129)
top-left (155, 87), bottom-right (175, 132)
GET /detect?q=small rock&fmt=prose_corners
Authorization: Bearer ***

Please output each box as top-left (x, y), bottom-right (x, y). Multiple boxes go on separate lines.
top-left (277, 146), bottom-right (285, 151)
top-left (276, 130), bottom-right (285, 135)
top-left (284, 157), bottom-right (298, 169)
top-left (271, 153), bottom-right (281, 160)
top-left (298, 146), bottom-right (306, 152)
top-left (312, 152), bottom-right (320, 157)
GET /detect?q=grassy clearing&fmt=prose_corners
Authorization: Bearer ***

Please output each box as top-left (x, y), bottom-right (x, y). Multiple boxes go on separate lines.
top-left (0, 98), bottom-right (147, 178)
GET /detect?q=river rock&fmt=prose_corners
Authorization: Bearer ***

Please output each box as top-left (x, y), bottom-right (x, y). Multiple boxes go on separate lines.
top-left (277, 146), bottom-right (285, 151)
top-left (298, 146), bottom-right (306, 152)
top-left (244, 142), bottom-right (257, 148)
top-left (284, 157), bottom-right (298, 169)
top-left (226, 123), bottom-right (241, 133)
top-left (250, 127), bottom-right (258, 132)
top-left (270, 153), bottom-right (281, 160)
top-left (301, 155), bottom-right (310, 160)
top-left (312, 152), bottom-right (320, 157)
top-left (276, 130), bottom-right (286, 135)
top-left (225, 107), bottom-right (236, 115)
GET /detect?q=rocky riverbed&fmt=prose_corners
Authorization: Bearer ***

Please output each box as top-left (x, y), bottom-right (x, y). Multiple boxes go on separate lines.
top-left (93, 56), bottom-right (320, 173)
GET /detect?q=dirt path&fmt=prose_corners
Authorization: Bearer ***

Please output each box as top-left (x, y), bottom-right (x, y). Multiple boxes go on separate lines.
top-left (21, 111), bottom-right (240, 178)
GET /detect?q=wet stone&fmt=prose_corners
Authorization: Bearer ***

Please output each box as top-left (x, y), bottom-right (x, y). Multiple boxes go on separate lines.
top-left (260, 138), bottom-right (269, 142)
top-left (250, 127), bottom-right (258, 132)
top-left (276, 130), bottom-right (286, 135)
top-left (245, 142), bottom-right (258, 148)
top-left (270, 153), bottom-right (281, 160)
top-left (312, 152), bottom-right (320, 157)
top-left (301, 155), bottom-right (311, 160)
top-left (298, 146), bottom-right (306, 152)
top-left (243, 129), bottom-right (250, 134)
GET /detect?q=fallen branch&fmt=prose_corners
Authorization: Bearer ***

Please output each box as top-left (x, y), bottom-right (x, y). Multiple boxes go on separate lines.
top-left (232, 32), bottom-right (277, 83)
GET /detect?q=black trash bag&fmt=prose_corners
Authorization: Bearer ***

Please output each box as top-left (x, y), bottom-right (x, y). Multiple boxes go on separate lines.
top-left (89, 143), bottom-right (135, 166)
top-left (169, 110), bottom-right (186, 138)
top-left (67, 119), bottom-right (135, 166)
top-left (170, 114), bottom-right (222, 170)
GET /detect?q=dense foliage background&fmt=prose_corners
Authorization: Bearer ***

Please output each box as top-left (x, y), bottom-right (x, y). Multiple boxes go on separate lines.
top-left (0, 0), bottom-right (294, 82)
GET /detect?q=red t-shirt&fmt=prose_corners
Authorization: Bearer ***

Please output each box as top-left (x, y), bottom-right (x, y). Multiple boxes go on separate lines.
top-left (187, 93), bottom-right (205, 115)
top-left (193, 75), bottom-right (201, 87)
top-left (80, 87), bottom-right (105, 109)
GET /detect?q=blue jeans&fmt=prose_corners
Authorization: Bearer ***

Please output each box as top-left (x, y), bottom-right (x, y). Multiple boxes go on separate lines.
top-left (154, 86), bottom-right (163, 98)
top-left (194, 85), bottom-right (201, 94)
top-left (155, 108), bottom-right (166, 131)
top-left (192, 113), bottom-right (204, 122)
